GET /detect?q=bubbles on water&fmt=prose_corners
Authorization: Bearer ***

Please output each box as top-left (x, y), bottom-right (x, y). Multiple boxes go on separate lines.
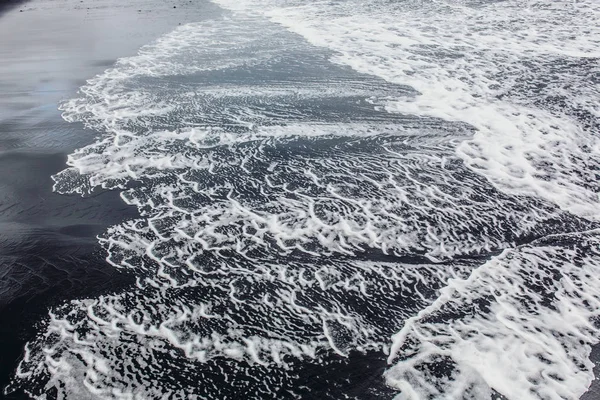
top-left (7, 1), bottom-right (600, 399)
top-left (218, 0), bottom-right (600, 219)
top-left (9, 257), bottom-right (474, 399)
top-left (386, 230), bottom-right (600, 400)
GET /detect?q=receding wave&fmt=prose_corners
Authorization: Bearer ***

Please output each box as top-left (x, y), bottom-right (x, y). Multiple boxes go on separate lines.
top-left (386, 230), bottom-right (600, 400)
top-left (6, 1), bottom-right (600, 399)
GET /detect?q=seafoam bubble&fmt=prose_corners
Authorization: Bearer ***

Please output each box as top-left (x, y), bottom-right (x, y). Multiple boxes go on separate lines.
top-left (385, 230), bottom-right (600, 400)
top-left (9, 257), bottom-right (475, 399)
top-left (7, 1), bottom-right (600, 399)
top-left (214, 0), bottom-right (600, 219)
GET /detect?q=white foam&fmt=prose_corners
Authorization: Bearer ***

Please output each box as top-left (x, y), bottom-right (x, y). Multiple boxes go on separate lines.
top-left (214, 0), bottom-right (600, 219)
top-left (8, 1), bottom-right (600, 398)
top-left (8, 259), bottom-right (474, 398)
top-left (385, 230), bottom-right (600, 400)
top-left (59, 123), bottom-right (577, 261)
top-left (48, 7), bottom-right (578, 262)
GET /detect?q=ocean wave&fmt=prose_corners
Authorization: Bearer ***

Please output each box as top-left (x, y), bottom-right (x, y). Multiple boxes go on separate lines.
top-left (7, 1), bottom-right (600, 399)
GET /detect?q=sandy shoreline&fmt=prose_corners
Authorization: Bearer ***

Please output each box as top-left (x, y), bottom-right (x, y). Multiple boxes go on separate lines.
top-left (0, 0), bottom-right (207, 397)
top-left (1, 1), bottom-right (599, 399)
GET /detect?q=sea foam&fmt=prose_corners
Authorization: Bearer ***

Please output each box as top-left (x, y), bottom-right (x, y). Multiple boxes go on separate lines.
top-left (6, 1), bottom-right (600, 399)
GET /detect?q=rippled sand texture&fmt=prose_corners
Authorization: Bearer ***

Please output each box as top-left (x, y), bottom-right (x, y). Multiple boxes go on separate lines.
top-left (7, 0), bottom-right (600, 399)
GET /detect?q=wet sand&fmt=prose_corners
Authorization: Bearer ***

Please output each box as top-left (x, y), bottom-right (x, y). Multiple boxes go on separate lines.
top-left (0, 0), bottom-right (203, 396)
top-left (1, 1), bottom-right (599, 399)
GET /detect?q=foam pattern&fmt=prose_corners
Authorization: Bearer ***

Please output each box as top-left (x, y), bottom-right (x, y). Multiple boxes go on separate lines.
top-left (6, 1), bottom-right (600, 399)
top-left (10, 258), bottom-right (474, 399)
top-left (215, 0), bottom-right (600, 219)
top-left (386, 230), bottom-right (600, 400)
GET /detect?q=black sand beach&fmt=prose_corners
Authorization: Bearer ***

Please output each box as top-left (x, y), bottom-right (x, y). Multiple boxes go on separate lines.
top-left (0, 1), bottom-right (204, 396)
top-left (1, 1), bottom-right (600, 399)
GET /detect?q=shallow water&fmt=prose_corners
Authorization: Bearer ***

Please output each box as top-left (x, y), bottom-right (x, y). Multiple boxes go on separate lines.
top-left (0, 0), bottom-right (208, 397)
top-left (1, 0), bottom-right (600, 399)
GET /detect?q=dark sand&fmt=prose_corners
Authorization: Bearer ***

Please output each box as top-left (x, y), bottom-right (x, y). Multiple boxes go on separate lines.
top-left (0, 1), bottom-right (599, 399)
top-left (0, 0), bottom-right (204, 397)
top-left (0, 0), bottom-right (27, 14)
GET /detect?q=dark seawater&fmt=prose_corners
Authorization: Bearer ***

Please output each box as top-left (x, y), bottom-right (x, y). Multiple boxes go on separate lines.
top-left (1, 0), bottom-right (600, 399)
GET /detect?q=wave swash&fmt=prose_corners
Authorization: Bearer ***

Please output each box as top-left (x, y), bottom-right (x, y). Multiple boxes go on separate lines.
top-left (6, 0), bottom-right (600, 399)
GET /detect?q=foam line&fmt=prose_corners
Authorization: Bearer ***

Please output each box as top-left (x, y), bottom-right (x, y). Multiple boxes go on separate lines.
top-left (385, 230), bottom-right (600, 400)
top-left (6, 1), bottom-right (600, 398)
top-left (213, 0), bottom-right (600, 219)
